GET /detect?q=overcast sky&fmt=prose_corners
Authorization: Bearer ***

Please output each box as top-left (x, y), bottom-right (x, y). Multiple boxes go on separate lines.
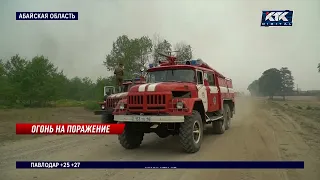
top-left (0, 0), bottom-right (319, 92)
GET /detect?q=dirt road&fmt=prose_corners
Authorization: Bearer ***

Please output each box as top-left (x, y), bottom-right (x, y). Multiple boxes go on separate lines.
top-left (1, 98), bottom-right (319, 180)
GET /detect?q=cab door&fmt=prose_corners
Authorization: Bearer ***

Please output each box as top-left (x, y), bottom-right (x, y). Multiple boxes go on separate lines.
top-left (207, 73), bottom-right (219, 112)
top-left (196, 70), bottom-right (208, 112)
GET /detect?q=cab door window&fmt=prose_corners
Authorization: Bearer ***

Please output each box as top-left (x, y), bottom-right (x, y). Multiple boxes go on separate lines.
top-left (197, 71), bottom-right (203, 84)
top-left (207, 73), bottom-right (215, 86)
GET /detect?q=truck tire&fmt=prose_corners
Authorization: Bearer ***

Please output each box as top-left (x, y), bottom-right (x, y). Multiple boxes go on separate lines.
top-left (156, 131), bottom-right (170, 138)
top-left (155, 125), bottom-right (171, 138)
top-left (118, 123), bottom-right (144, 149)
top-left (179, 110), bottom-right (203, 153)
top-left (101, 113), bottom-right (114, 124)
top-left (224, 104), bottom-right (231, 130)
top-left (212, 104), bottom-right (230, 134)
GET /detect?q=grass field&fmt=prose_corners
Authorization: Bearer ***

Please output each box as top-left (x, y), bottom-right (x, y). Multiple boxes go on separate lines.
top-left (0, 99), bottom-right (100, 110)
top-left (0, 96), bottom-right (319, 144)
top-left (1, 96), bottom-right (320, 180)
top-left (0, 107), bottom-right (102, 143)
top-left (259, 96), bottom-right (320, 147)
top-left (270, 96), bottom-right (320, 122)
top-left (0, 99), bottom-right (101, 144)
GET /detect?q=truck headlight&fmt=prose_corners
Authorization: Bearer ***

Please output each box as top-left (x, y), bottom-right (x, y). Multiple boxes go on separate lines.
top-left (176, 101), bottom-right (183, 109)
top-left (101, 105), bottom-right (105, 110)
top-left (119, 102), bottom-right (125, 110)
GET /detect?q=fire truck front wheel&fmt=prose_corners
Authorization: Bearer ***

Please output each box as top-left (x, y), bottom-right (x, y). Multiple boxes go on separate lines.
top-left (179, 110), bottom-right (204, 153)
top-left (101, 113), bottom-right (115, 124)
top-left (118, 123), bottom-right (144, 149)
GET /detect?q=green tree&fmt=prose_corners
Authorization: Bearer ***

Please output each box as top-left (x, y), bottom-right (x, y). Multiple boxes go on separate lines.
top-left (0, 59), bottom-right (4, 76)
top-left (81, 77), bottom-right (95, 100)
top-left (50, 70), bottom-right (69, 100)
top-left (103, 35), bottom-right (151, 79)
top-left (258, 68), bottom-right (282, 99)
top-left (132, 36), bottom-right (153, 67)
top-left (153, 37), bottom-right (172, 63)
top-left (4, 54), bottom-right (29, 104)
top-left (174, 42), bottom-right (193, 61)
top-left (279, 67), bottom-right (294, 100)
top-left (67, 77), bottom-right (85, 101)
top-left (247, 80), bottom-right (260, 96)
top-left (23, 55), bottom-right (61, 106)
top-left (104, 35), bottom-right (131, 71)
top-left (0, 53), bottom-right (124, 108)
top-left (0, 34), bottom-right (200, 108)
top-left (0, 59), bottom-right (12, 105)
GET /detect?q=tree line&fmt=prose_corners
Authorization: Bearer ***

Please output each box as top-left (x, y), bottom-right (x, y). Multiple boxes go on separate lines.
top-left (103, 34), bottom-right (192, 78)
top-left (249, 63), bottom-right (320, 99)
top-left (0, 34), bottom-right (193, 108)
top-left (247, 67), bottom-right (295, 100)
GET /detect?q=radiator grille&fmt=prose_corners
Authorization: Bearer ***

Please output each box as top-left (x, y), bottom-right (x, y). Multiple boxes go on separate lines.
top-left (106, 98), bottom-right (121, 108)
top-left (147, 94), bottom-right (165, 104)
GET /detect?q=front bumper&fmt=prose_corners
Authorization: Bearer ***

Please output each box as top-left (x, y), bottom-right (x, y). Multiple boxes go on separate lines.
top-left (114, 115), bottom-right (184, 123)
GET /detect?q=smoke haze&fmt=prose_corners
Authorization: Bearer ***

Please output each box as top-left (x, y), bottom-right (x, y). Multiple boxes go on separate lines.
top-left (0, 0), bottom-right (319, 91)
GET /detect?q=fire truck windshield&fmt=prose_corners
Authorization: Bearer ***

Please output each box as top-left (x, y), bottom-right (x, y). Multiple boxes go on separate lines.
top-left (146, 69), bottom-right (195, 83)
top-left (122, 84), bottom-right (132, 92)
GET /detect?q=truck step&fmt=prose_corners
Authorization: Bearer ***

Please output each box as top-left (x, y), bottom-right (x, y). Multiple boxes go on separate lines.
top-left (205, 115), bottom-right (223, 122)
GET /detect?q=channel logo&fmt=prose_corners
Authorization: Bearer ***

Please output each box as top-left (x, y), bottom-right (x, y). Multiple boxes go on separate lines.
top-left (261, 10), bottom-right (293, 27)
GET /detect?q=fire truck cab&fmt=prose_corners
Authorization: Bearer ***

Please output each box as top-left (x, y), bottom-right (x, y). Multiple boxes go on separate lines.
top-left (94, 76), bottom-right (146, 124)
top-left (113, 54), bottom-right (235, 153)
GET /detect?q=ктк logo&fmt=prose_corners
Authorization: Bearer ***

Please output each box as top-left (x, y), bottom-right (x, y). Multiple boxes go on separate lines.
top-left (261, 10), bottom-right (293, 27)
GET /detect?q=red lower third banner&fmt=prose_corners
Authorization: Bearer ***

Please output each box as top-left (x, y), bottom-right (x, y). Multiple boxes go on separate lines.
top-left (16, 123), bottom-right (125, 134)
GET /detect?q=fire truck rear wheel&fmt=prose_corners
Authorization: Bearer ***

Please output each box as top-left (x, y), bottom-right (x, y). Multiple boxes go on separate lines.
top-left (179, 110), bottom-right (203, 153)
top-left (212, 104), bottom-right (230, 134)
top-left (118, 123), bottom-right (144, 149)
top-left (224, 104), bottom-right (231, 130)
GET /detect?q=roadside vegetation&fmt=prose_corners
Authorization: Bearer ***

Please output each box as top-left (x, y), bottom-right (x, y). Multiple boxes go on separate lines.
top-left (0, 34), bottom-right (193, 110)
top-left (248, 66), bottom-right (320, 100)
top-left (247, 65), bottom-right (320, 127)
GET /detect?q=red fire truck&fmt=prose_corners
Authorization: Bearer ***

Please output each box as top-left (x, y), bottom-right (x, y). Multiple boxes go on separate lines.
top-left (113, 53), bottom-right (235, 153)
top-left (94, 75), bottom-right (146, 124)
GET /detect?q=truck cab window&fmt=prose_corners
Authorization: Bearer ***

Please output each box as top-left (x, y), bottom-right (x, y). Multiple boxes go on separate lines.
top-left (123, 84), bottom-right (129, 92)
top-left (208, 73), bottom-right (215, 86)
top-left (197, 71), bottom-right (203, 84)
top-left (146, 69), bottom-right (195, 83)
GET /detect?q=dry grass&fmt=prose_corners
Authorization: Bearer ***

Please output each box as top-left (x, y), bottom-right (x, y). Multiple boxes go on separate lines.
top-left (1, 96), bottom-right (318, 145)
top-left (254, 96), bottom-right (320, 151)
top-left (249, 96), bottom-right (320, 123)
top-left (270, 96), bottom-right (320, 121)
top-left (0, 107), bottom-right (100, 144)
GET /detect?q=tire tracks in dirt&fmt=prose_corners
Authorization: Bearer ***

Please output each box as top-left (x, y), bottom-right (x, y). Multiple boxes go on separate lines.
top-left (0, 98), bottom-right (319, 180)
top-left (264, 107), bottom-right (320, 180)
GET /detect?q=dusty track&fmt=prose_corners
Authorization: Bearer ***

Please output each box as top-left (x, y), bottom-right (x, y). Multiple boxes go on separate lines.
top-left (1, 98), bottom-right (319, 180)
